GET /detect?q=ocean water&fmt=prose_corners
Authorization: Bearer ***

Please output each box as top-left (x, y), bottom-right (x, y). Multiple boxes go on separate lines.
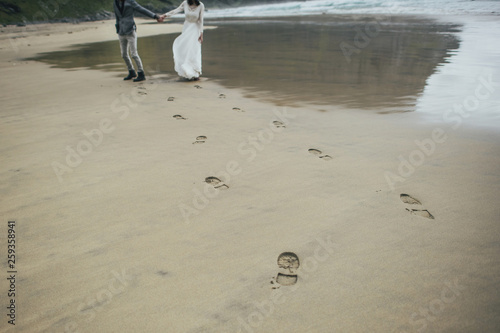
top-left (203, 0), bottom-right (500, 18)
top-left (31, 1), bottom-right (500, 128)
top-left (203, 0), bottom-right (500, 128)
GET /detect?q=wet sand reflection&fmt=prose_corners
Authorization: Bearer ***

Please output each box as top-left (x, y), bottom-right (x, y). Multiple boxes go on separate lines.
top-left (31, 15), bottom-right (461, 111)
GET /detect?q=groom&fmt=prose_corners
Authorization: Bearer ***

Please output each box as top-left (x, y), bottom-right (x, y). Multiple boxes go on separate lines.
top-left (114, 0), bottom-right (165, 82)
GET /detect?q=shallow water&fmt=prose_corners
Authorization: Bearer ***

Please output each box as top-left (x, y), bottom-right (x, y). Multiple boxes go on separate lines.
top-left (414, 16), bottom-right (500, 128)
top-left (32, 15), bottom-right (463, 112)
top-left (202, 15), bottom-right (462, 110)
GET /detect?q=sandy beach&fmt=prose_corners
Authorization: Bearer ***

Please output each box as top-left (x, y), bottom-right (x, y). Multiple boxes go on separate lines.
top-left (1, 16), bottom-right (500, 333)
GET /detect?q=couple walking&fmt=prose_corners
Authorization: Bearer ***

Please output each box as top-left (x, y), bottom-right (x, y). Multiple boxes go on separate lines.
top-left (114, 0), bottom-right (204, 82)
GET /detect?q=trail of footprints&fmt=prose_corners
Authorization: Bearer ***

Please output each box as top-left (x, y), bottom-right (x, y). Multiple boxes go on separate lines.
top-left (168, 96), bottom-right (187, 119)
top-left (168, 91), bottom-right (436, 226)
top-left (178, 92), bottom-right (336, 196)
top-left (400, 194), bottom-right (435, 219)
top-left (164, 89), bottom-right (440, 293)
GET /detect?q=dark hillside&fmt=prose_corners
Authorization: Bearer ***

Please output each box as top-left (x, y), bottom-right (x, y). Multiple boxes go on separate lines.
top-left (0, 0), bottom-right (299, 25)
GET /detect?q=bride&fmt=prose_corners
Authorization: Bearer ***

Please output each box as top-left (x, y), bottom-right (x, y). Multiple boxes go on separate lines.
top-left (164, 0), bottom-right (205, 80)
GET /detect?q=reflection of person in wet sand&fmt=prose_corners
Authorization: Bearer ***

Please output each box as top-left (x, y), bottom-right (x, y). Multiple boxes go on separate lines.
top-left (113, 0), bottom-right (165, 82)
top-left (164, 0), bottom-right (205, 81)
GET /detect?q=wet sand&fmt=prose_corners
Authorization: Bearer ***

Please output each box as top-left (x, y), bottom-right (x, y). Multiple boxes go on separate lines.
top-left (1, 17), bottom-right (500, 333)
top-left (32, 15), bottom-right (462, 110)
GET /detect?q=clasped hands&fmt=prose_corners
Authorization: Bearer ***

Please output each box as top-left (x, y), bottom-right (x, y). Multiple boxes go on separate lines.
top-left (156, 14), bottom-right (168, 23)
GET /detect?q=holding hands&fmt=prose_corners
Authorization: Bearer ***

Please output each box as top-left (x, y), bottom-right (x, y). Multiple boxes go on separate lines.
top-left (156, 14), bottom-right (167, 23)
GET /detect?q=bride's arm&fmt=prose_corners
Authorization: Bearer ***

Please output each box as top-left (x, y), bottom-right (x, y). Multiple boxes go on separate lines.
top-left (197, 3), bottom-right (204, 42)
top-left (164, 1), bottom-right (185, 17)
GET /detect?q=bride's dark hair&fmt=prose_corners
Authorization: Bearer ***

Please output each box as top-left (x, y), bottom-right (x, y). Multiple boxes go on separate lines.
top-left (187, 0), bottom-right (200, 6)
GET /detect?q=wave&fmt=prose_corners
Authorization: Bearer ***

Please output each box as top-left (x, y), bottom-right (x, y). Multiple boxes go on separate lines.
top-left (203, 0), bottom-right (500, 18)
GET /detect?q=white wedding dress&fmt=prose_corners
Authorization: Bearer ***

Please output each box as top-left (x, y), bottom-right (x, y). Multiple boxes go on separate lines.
top-left (165, 1), bottom-right (204, 79)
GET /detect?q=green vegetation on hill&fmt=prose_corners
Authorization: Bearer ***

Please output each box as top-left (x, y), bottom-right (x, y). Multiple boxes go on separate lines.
top-left (0, 0), bottom-right (294, 25)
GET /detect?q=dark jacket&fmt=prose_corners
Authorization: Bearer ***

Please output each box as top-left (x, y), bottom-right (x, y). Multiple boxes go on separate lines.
top-left (114, 0), bottom-right (157, 35)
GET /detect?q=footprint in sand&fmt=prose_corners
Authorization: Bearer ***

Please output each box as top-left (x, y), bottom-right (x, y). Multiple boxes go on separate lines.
top-left (167, 97), bottom-right (175, 102)
top-left (193, 136), bottom-right (207, 144)
top-left (407, 209), bottom-right (435, 219)
top-left (308, 148), bottom-right (332, 161)
top-left (205, 176), bottom-right (229, 189)
top-left (400, 193), bottom-right (434, 219)
top-left (400, 194), bottom-right (421, 205)
top-left (233, 107), bottom-right (245, 112)
top-left (273, 120), bottom-right (286, 128)
top-left (275, 252), bottom-right (300, 286)
top-left (156, 270), bottom-right (168, 277)
top-left (173, 114), bottom-right (187, 120)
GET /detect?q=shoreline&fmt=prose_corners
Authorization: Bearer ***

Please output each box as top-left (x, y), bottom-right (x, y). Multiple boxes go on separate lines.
top-left (1, 17), bottom-right (500, 333)
top-left (18, 14), bottom-right (500, 131)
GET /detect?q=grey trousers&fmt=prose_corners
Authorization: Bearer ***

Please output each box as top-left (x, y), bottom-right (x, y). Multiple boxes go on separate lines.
top-left (119, 31), bottom-right (144, 72)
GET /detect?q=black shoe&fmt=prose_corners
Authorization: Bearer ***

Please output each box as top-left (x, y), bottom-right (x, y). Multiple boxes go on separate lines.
top-left (133, 71), bottom-right (146, 82)
top-left (124, 70), bottom-right (136, 80)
